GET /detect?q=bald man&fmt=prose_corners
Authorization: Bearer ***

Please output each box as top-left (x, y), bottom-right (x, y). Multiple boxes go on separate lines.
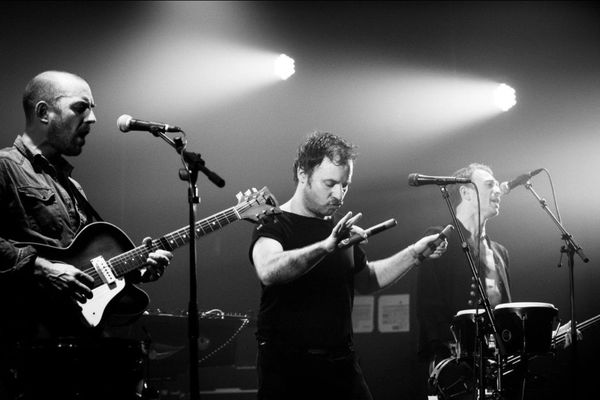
top-left (0, 71), bottom-right (172, 398)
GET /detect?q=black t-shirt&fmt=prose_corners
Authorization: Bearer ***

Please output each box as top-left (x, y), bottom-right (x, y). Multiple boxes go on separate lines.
top-left (249, 211), bottom-right (368, 348)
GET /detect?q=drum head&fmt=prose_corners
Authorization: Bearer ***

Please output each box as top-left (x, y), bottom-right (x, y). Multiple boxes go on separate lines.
top-left (494, 302), bottom-right (557, 311)
top-left (455, 309), bottom-right (485, 317)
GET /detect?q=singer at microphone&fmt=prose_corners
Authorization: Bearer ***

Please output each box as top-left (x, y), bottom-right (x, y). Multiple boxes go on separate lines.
top-left (0, 71), bottom-right (174, 399)
top-left (416, 163), bottom-right (512, 390)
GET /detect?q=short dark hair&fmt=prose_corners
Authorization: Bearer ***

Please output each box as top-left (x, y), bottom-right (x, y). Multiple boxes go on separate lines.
top-left (448, 163), bottom-right (494, 206)
top-left (23, 77), bottom-right (54, 123)
top-left (292, 131), bottom-right (358, 184)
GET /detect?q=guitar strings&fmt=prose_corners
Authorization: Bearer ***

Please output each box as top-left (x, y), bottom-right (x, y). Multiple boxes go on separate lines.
top-left (79, 201), bottom-right (258, 285)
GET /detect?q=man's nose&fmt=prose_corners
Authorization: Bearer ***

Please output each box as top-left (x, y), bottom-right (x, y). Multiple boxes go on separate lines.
top-left (86, 109), bottom-right (97, 124)
top-left (332, 184), bottom-right (344, 200)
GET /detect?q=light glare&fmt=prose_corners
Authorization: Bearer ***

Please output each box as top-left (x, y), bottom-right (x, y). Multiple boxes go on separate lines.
top-left (494, 83), bottom-right (517, 112)
top-left (274, 54), bottom-right (295, 80)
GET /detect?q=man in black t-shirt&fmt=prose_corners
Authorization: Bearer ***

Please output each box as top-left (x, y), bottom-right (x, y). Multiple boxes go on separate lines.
top-left (249, 131), bottom-right (447, 400)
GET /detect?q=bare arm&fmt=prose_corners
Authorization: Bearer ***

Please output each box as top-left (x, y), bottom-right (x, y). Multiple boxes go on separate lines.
top-left (354, 233), bottom-right (447, 294)
top-left (252, 211), bottom-right (362, 286)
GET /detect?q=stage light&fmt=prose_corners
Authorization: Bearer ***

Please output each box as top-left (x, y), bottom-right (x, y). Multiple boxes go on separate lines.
top-left (274, 54), bottom-right (295, 80)
top-left (494, 83), bottom-right (517, 112)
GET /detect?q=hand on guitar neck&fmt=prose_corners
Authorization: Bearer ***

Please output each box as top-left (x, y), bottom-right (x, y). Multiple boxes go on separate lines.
top-left (554, 320), bottom-right (583, 348)
top-left (136, 236), bottom-right (173, 283)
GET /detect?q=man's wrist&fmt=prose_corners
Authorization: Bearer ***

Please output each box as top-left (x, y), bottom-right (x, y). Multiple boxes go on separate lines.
top-left (408, 244), bottom-right (421, 265)
top-left (322, 238), bottom-right (337, 254)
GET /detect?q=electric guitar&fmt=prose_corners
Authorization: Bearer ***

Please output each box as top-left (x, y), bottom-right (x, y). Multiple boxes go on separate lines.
top-left (20, 187), bottom-right (279, 328)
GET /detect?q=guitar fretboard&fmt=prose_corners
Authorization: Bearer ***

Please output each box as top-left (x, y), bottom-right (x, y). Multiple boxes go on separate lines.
top-left (106, 201), bottom-right (255, 276)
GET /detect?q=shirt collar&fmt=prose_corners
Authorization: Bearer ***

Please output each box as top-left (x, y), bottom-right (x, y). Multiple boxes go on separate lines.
top-left (456, 219), bottom-right (490, 244)
top-left (15, 134), bottom-right (74, 176)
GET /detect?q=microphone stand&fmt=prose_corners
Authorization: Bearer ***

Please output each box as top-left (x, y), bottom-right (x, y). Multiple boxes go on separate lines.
top-left (523, 181), bottom-right (589, 397)
top-left (149, 128), bottom-right (225, 400)
top-left (438, 186), bottom-right (506, 399)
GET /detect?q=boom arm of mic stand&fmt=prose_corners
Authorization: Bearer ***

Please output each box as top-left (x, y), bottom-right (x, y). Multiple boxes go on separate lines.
top-left (150, 128), bottom-right (225, 188)
top-left (524, 181), bottom-right (588, 394)
top-left (524, 182), bottom-right (589, 263)
top-left (438, 186), bottom-right (506, 397)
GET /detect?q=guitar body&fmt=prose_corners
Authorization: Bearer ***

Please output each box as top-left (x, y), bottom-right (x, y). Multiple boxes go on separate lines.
top-left (26, 222), bottom-right (150, 328)
top-left (13, 186), bottom-right (280, 333)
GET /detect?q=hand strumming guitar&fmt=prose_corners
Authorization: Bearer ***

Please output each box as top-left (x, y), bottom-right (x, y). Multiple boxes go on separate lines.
top-left (32, 257), bottom-right (94, 303)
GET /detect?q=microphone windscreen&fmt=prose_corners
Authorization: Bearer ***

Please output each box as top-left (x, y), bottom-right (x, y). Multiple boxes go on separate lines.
top-left (499, 181), bottom-right (510, 195)
top-left (407, 173), bottom-right (420, 186)
top-left (117, 114), bottom-right (132, 132)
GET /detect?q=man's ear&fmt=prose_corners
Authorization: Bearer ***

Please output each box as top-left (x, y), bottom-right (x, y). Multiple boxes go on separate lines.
top-left (297, 168), bottom-right (307, 184)
top-left (35, 101), bottom-right (50, 124)
top-left (459, 185), bottom-right (471, 202)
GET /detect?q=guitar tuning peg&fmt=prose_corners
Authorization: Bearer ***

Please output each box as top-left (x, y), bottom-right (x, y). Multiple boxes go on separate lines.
top-left (252, 187), bottom-right (257, 192)
top-left (236, 192), bottom-right (242, 201)
top-left (244, 189), bottom-right (251, 196)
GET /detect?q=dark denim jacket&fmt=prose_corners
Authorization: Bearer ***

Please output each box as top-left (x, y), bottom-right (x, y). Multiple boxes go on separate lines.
top-left (0, 135), bottom-right (91, 277)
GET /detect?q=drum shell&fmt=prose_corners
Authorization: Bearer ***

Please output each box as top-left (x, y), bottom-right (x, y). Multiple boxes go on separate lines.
top-left (429, 357), bottom-right (474, 400)
top-left (450, 310), bottom-right (486, 359)
top-left (494, 303), bottom-right (558, 356)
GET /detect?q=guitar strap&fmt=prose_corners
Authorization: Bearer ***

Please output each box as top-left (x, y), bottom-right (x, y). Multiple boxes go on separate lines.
top-left (66, 177), bottom-right (104, 223)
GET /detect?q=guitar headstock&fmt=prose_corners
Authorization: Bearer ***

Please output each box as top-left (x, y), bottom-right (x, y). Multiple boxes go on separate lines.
top-left (236, 186), bottom-right (281, 223)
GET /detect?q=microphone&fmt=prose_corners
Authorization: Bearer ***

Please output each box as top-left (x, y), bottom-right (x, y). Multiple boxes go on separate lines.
top-left (418, 224), bottom-right (454, 262)
top-left (117, 114), bottom-right (182, 133)
top-left (500, 168), bottom-right (543, 194)
top-left (408, 173), bottom-right (471, 186)
top-left (338, 218), bottom-right (398, 249)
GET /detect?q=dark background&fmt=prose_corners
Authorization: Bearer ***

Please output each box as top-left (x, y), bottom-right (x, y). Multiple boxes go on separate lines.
top-left (1, 2), bottom-right (599, 399)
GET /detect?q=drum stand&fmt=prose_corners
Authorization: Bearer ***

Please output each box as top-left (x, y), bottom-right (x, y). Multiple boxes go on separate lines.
top-left (438, 186), bottom-right (507, 400)
top-left (514, 315), bottom-right (529, 400)
top-left (151, 128), bottom-right (225, 400)
top-left (522, 180), bottom-right (589, 398)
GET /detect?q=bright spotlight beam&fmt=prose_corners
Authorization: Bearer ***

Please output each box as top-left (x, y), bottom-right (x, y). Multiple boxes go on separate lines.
top-left (494, 83), bottom-right (517, 112)
top-left (274, 54), bottom-right (295, 80)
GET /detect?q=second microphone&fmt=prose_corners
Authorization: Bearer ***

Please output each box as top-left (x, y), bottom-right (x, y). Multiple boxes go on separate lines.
top-left (338, 218), bottom-right (398, 249)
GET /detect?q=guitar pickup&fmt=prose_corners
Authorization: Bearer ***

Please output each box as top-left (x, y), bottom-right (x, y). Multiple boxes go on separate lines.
top-left (91, 256), bottom-right (117, 287)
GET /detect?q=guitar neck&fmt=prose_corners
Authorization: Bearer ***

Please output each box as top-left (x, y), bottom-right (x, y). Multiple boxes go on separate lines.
top-left (552, 313), bottom-right (600, 347)
top-left (503, 313), bottom-right (600, 372)
top-left (107, 204), bottom-right (244, 276)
